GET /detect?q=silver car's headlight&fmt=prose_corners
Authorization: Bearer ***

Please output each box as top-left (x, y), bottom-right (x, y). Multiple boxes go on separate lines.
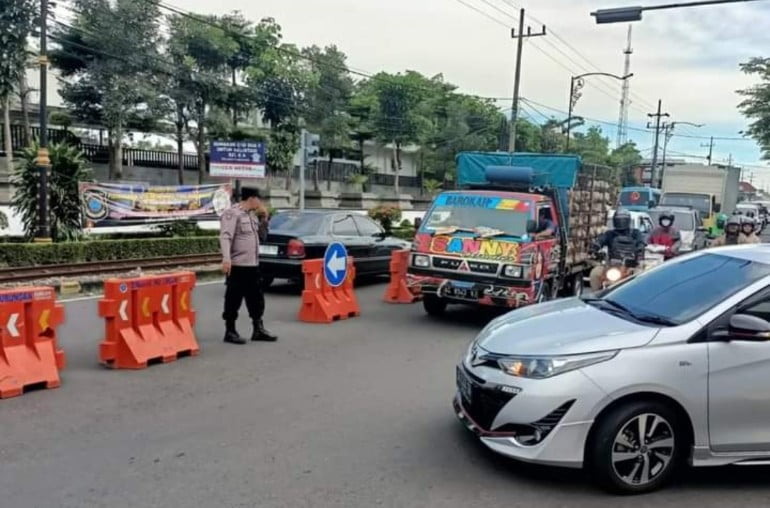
top-left (498, 351), bottom-right (618, 379)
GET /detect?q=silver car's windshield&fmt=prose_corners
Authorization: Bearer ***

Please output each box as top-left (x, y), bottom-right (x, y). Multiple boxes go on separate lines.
top-left (597, 253), bottom-right (770, 325)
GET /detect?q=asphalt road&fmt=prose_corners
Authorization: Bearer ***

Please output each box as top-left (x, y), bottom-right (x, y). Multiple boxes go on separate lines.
top-left (3, 278), bottom-right (770, 508)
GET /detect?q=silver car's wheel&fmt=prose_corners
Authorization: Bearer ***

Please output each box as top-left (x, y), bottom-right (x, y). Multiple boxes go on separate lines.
top-left (611, 414), bottom-right (675, 488)
top-left (589, 401), bottom-right (683, 494)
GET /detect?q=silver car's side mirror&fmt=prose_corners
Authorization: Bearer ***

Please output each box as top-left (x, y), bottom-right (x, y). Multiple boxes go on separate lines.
top-left (720, 314), bottom-right (770, 342)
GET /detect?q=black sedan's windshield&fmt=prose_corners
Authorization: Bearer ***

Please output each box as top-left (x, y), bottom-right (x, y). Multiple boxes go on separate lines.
top-left (595, 253), bottom-right (770, 325)
top-left (269, 212), bottom-right (326, 235)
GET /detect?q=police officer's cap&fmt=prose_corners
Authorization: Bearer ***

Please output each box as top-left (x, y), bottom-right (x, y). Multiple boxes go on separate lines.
top-left (240, 187), bottom-right (261, 200)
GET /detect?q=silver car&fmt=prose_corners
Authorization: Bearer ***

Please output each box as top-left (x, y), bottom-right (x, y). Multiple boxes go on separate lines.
top-left (454, 245), bottom-right (770, 493)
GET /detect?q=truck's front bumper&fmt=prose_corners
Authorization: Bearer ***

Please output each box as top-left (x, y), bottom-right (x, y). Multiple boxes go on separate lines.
top-left (407, 270), bottom-right (535, 307)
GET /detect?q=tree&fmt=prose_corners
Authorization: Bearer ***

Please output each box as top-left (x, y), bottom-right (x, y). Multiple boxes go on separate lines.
top-left (51, 0), bottom-right (165, 180)
top-left (247, 19), bottom-right (313, 190)
top-left (572, 126), bottom-right (611, 164)
top-left (0, 0), bottom-right (36, 171)
top-left (609, 141), bottom-right (642, 186)
top-left (738, 57), bottom-right (770, 160)
top-left (11, 142), bottom-right (92, 241)
top-left (303, 45), bottom-right (354, 190)
top-left (540, 119), bottom-right (567, 154)
top-left (364, 71), bottom-right (432, 195)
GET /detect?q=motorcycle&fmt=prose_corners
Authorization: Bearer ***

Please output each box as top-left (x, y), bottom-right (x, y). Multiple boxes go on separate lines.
top-left (596, 252), bottom-right (638, 289)
top-left (641, 244), bottom-right (667, 271)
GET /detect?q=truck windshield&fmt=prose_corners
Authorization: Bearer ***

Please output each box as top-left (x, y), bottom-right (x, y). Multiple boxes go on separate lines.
top-left (661, 193), bottom-right (710, 217)
top-left (421, 205), bottom-right (530, 238)
top-left (619, 190), bottom-right (650, 207)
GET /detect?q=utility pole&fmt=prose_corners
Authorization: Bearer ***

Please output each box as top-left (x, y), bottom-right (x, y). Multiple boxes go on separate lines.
top-left (508, 9), bottom-right (546, 152)
top-left (616, 25), bottom-right (633, 147)
top-left (299, 129), bottom-right (307, 211)
top-left (701, 136), bottom-right (714, 165)
top-left (34, 0), bottom-right (51, 241)
top-left (647, 100), bottom-right (669, 187)
top-left (660, 122), bottom-right (672, 175)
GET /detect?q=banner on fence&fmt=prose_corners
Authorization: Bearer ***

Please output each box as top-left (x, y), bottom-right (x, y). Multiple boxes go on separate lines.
top-left (79, 182), bottom-right (232, 225)
top-left (210, 140), bottom-right (266, 179)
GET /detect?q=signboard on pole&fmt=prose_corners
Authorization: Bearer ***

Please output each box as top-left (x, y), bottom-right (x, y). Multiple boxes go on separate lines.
top-left (210, 140), bottom-right (266, 179)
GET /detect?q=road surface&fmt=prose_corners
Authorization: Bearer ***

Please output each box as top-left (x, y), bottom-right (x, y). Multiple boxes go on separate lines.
top-left (2, 278), bottom-right (769, 507)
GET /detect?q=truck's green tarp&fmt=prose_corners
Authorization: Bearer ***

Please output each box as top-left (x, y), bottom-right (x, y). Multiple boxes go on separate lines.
top-left (456, 152), bottom-right (582, 189)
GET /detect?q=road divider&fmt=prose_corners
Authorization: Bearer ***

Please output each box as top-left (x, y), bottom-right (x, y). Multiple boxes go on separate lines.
top-left (383, 250), bottom-right (420, 304)
top-left (98, 272), bottom-right (199, 369)
top-left (0, 286), bottom-right (66, 399)
top-left (298, 251), bottom-right (360, 323)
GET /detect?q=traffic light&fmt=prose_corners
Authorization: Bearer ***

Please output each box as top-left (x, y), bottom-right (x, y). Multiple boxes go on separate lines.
top-left (304, 131), bottom-right (320, 162)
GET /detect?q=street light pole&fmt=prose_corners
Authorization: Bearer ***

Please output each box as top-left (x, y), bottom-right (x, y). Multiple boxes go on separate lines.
top-left (34, 0), bottom-right (51, 242)
top-left (565, 72), bottom-right (632, 151)
top-left (591, 0), bottom-right (766, 23)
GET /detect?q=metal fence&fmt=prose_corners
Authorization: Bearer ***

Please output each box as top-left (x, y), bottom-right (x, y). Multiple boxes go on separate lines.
top-left (0, 124), bottom-right (421, 186)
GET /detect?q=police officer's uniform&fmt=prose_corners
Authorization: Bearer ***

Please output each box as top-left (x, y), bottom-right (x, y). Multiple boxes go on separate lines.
top-left (219, 188), bottom-right (276, 344)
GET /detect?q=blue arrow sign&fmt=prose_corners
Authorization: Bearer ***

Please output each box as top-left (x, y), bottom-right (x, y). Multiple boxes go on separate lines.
top-left (324, 242), bottom-right (348, 287)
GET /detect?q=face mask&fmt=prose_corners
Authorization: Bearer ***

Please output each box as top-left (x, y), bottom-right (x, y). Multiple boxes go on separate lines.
top-left (661, 220), bottom-right (672, 228)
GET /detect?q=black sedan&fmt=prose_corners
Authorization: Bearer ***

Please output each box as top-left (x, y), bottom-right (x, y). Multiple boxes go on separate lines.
top-left (258, 210), bottom-right (411, 286)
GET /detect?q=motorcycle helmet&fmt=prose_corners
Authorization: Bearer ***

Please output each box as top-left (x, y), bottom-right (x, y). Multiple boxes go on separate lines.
top-left (612, 208), bottom-right (631, 232)
top-left (725, 215), bottom-right (741, 236)
top-left (658, 210), bottom-right (675, 228)
top-left (741, 216), bottom-right (756, 235)
top-left (716, 213), bottom-right (728, 229)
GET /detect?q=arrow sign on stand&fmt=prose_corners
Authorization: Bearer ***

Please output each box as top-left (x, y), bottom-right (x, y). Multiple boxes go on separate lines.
top-left (7, 313), bottom-right (19, 337)
top-left (119, 301), bottom-right (128, 321)
top-left (161, 294), bottom-right (170, 314)
top-left (323, 242), bottom-right (348, 287)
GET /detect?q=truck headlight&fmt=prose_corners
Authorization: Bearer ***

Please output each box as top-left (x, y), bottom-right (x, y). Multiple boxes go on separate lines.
top-left (412, 254), bottom-right (430, 268)
top-left (605, 267), bottom-right (623, 282)
top-left (503, 265), bottom-right (523, 278)
top-left (498, 351), bottom-right (618, 379)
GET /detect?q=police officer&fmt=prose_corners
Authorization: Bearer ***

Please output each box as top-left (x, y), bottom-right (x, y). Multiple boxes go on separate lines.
top-left (711, 215), bottom-right (741, 246)
top-left (219, 187), bottom-right (277, 345)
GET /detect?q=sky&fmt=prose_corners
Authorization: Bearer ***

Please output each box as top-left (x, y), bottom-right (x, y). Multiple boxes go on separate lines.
top-left (46, 0), bottom-right (770, 188)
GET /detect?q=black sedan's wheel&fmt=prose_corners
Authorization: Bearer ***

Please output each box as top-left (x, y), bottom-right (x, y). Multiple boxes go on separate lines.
top-left (588, 401), bottom-right (683, 494)
top-left (423, 294), bottom-right (447, 316)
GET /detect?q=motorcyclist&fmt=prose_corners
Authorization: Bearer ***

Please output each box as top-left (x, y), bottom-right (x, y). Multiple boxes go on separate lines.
top-left (711, 215), bottom-right (741, 246)
top-left (648, 211), bottom-right (682, 260)
top-left (710, 213), bottom-right (728, 237)
top-left (740, 216), bottom-right (761, 244)
top-left (589, 208), bottom-right (646, 291)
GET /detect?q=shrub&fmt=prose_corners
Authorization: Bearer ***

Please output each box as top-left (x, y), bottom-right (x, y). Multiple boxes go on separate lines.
top-left (368, 205), bottom-right (402, 233)
top-left (154, 220), bottom-right (203, 238)
top-left (0, 237), bottom-right (220, 267)
top-left (0, 210), bottom-right (8, 230)
top-left (391, 227), bottom-right (415, 241)
top-left (11, 142), bottom-right (92, 241)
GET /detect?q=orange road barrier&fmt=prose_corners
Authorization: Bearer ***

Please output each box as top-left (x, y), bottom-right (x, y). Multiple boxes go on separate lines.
top-left (383, 249), bottom-right (421, 304)
top-left (298, 258), bottom-right (360, 323)
top-left (98, 272), bottom-right (199, 369)
top-left (0, 287), bottom-right (65, 399)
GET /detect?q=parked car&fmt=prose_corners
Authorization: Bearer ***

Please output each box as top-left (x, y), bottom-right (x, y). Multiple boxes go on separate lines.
top-left (258, 210), bottom-right (410, 286)
top-left (454, 246), bottom-right (770, 493)
top-left (648, 206), bottom-right (707, 252)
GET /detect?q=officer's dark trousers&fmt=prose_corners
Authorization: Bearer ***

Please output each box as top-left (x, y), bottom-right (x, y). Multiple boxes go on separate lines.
top-left (223, 265), bottom-right (264, 326)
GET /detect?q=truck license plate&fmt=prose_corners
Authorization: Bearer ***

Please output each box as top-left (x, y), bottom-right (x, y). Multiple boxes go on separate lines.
top-left (444, 285), bottom-right (478, 300)
top-left (456, 366), bottom-right (473, 404)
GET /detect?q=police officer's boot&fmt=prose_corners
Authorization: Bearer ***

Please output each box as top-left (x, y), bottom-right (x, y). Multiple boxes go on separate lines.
top-left (224, 321), bottom-right (246, 345)
top-left (251, 320), bottom-right (277, 342)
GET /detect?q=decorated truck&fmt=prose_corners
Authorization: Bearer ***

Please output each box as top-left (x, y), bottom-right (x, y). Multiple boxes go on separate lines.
top-left (407, 152), bottom-right (618, 315)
